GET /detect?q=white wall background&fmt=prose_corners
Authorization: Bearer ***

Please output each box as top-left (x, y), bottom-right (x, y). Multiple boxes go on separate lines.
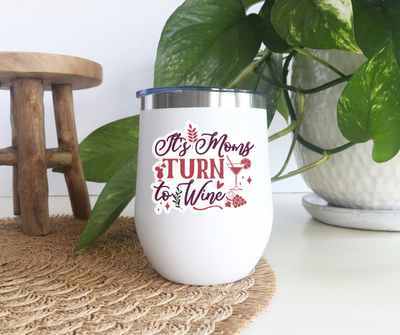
top-left (0, 0), bottom-right (309, 196)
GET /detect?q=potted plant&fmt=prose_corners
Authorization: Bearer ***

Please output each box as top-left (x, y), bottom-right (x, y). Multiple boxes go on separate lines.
top-left (62, 0), bottom-right (400, 251)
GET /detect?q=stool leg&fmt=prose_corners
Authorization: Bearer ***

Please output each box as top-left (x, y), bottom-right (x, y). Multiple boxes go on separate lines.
top-left (52, 84), bottom-right (91, 220)
top-left (13, 78), bottom-right (50, 235)
top-left (10, 87), bottom-right (21, 216)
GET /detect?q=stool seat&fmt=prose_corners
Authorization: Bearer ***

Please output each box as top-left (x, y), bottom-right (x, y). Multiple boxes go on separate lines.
top-left (0, 52), bottom-right (103, 236)
top-left (0, 52), bottom-right (102, 90)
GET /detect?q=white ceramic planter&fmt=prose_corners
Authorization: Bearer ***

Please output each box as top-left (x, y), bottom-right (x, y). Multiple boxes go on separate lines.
top-left (135, 87), bottom-right (273, 285)
top-left (291, 49), bottom-right (400, 210)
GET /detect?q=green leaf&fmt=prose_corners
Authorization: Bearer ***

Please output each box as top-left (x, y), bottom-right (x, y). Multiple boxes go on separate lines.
top-left (74, 153), bottom-right (138, 252)
top-left (233, 60), bottom-right (261, 91)
top-left (276, 90), bottom-right (289, 124)
top-left (67, 115), bottom-right (139, 183)
top-left (235, 52), bottom-right (283, 127)
top-left (258, 0), bottom-right (293, 53)
top-left (256, 53), bottom-right (283, 127)
top-left (271, 0), bottom-right (361, 53)
top-left (154, 0), bottom-right (261, 88)
top-left (337, 43), bottom-right (400, 163)
top-left (352, 0), bottom-right (400, 68)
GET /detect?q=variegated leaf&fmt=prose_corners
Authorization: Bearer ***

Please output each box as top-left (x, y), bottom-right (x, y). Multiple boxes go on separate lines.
top-left (352, 0), bottom-right (400, 69)
top-left (337, 43), bottom-right (400, 163)
top-left (258, 0), bottom-right (292, 53)
top-left (271, 0), bottom-right (361, 53)
top-left (154, 0), bottom-right (261, 88)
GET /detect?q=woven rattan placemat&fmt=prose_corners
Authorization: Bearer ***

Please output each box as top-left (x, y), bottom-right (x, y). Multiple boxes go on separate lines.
top-left (0, 215), bottom-right (276, 335)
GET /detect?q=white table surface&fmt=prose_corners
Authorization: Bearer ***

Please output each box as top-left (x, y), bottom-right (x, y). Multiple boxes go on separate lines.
top-left (1, 193), bottom-right (399, 334)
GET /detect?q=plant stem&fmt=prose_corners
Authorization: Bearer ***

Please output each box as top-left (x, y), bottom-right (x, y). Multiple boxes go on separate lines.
top-left (256, 50), bottom-right (268, 58)
top-left (285, 93), bottom-right (356, 155)
top-left (295, 134), bottom-right (325, 155)
top-left (268, 120), bottom-right (297, 142)
top-left (256, 68), bottom-right (297, 92)
top-left (301, 75), bottom-right (352, 94)
top-left (272, 92), bottom-right (306, 180)
top-left (256, 68), bottom-right (353, 94)
top-left (227, 51), bottom-right (272, 89)
top-left (326, 141), bottom-right (356, 155)
top-left (293, 46), bottom-right (346, 78)
top-left (282, 51), bottom-right (298, 121)
top-left (271, 151), bottom-right (329, 183)
top-left (281, 50), bottom-right (356, 156)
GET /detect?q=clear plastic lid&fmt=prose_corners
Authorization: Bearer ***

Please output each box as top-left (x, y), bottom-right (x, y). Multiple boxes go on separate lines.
top-left (136, 86), bottom-right (266, 98)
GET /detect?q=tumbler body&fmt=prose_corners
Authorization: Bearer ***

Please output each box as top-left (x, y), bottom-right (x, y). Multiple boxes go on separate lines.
top-left (135, 87), bottom-right (273, 285)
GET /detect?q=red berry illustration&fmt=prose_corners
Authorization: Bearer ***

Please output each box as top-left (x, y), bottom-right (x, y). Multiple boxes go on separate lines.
top-left (232, 194), bottom-right (247, 208)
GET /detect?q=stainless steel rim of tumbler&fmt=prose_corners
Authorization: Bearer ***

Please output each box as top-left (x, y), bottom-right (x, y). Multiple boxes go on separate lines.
top-left (140, 90), bottom-right (266, 110)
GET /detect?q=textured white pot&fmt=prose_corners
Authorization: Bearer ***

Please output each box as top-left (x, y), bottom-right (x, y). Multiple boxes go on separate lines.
top-left (292, 49), bottom-right (400, 210)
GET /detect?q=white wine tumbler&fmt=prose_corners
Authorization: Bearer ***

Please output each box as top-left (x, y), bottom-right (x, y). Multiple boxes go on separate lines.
top-left (135, 86), bottom-right (273, 285)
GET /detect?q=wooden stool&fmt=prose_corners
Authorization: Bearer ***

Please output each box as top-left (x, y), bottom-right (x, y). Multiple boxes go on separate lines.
top-left (0, 52), bottom-right (103, 235)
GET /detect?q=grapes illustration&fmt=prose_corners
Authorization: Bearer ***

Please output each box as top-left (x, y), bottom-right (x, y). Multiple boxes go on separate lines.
top-left (232, 194), bottom-right (247, 208)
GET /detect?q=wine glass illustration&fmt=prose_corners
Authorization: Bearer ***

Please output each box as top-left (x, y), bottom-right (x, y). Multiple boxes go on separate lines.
top-left (226, 157), bottom-right (251, 190)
